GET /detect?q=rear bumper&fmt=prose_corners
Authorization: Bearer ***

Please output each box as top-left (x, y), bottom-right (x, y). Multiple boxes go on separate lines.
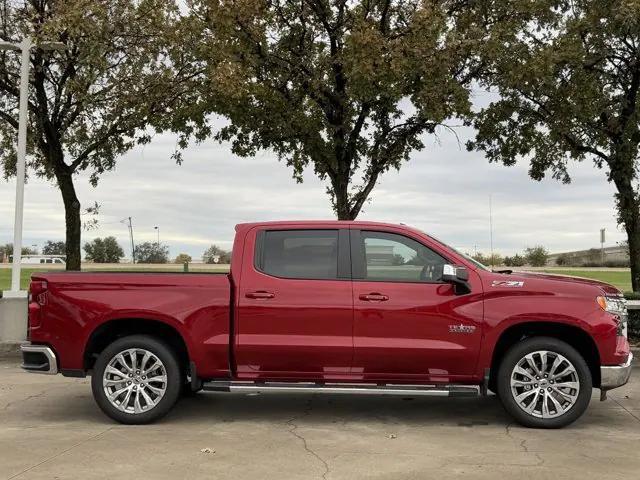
top-left (600, 353), bottom-right (633, 390)
top-left (21, 343), bottom-right (58, 375)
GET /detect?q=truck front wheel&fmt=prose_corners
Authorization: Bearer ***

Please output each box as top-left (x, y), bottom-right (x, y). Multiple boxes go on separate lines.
top-left (91, 335), bottom-right (183, 424)
top-left (497, 336), bottom-right (592, 428)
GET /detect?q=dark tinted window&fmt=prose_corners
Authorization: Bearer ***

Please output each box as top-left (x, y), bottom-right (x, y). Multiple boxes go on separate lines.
top-left (361, 231), bottom-right (447, 282)
top-left (258, 230), bottom-right (339, 279)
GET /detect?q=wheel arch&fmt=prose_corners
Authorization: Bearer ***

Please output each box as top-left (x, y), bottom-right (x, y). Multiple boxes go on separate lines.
top-left (84, 318), bottom-right (190, 373)
top-left (489, 321), bottom-right (601, 390)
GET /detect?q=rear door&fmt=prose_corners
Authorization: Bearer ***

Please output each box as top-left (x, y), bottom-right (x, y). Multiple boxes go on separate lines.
top-left (350, 228), bottom-right (483, 383)
top-left (235, 227), bottom-right (353, 380)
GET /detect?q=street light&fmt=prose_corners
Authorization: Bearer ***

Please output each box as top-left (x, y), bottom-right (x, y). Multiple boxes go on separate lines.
top-left (1, 38), bottom-right (65, 297)
top-left (154, 226), bottom-right (160, 249)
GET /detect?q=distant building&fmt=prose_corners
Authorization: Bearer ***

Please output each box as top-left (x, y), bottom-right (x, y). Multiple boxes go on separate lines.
top-left (547, 246), bottom-right (628, 267)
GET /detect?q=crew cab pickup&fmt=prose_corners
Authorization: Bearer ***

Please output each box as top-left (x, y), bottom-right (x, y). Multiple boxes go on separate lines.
top-left (21, 221), bottom-right (633, 428)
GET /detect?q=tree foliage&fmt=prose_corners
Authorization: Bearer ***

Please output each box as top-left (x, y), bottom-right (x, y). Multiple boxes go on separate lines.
top-left (83, 236), bottom-right (124, 263)
top-left (203, 244), bottom-right (231, 264)
top-left (525, 245), bottom-right (550, 267)
top-left (134, 242), bottom-right (169, 264)
top-left (174, 253), bottom-right (192, 264)
top-left (0, 0), bottom-right (198, 270)
top-left (177, 0), bottom-right (488, 219)
top-left (0, 243), bottom-right (36, 259)
top-left (42, 240), bottom-right (65, 255)
top-left (468, 0), bottom-right (640, 289)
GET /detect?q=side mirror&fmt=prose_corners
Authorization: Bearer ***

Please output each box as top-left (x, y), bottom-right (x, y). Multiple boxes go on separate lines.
top-left (442, 264), bottom-right (471, 295)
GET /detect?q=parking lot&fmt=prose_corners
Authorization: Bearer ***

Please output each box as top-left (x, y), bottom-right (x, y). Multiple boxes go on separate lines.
top-left (1, 355), bottom-right (638, 480)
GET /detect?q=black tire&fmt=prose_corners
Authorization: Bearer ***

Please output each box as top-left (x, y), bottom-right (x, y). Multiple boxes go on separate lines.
top-left (497, 336), bottom-right (592, 429)
top-left (91, 335), bottom-right (183, 424)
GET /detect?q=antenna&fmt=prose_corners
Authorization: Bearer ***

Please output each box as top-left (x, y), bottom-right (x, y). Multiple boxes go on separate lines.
top-left (489, 194), bottom-right (494, 268)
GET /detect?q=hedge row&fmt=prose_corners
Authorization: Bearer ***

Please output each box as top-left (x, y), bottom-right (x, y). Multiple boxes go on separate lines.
top-left (628, 309), bottom-right (640, 343)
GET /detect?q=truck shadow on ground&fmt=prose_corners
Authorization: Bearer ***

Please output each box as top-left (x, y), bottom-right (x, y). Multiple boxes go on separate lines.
top-left (14, 383), bottom-right (622, 429)
top-left (166, 393), bottom-right (514, 427)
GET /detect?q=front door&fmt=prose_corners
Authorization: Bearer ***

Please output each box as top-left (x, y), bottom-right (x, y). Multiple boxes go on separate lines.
top-left (235, 227), bottom-right (353, 380)
top-left (350, 229), bottom-right (483, 383)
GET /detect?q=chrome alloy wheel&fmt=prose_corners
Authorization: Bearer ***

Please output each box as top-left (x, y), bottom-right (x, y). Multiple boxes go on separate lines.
top-left (510, 350), bottom-right (580, 419)
top-left (102, 348), bottom-right (167, 414)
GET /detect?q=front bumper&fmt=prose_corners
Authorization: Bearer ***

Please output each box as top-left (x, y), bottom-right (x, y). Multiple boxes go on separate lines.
top-left (21, 343), bottom-right (58, 375)
top-left (600, 353), bottom-right (633, 390)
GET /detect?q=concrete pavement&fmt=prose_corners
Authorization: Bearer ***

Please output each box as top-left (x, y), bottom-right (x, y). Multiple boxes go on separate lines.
top-left (1, 357), bottom-right (638, 480)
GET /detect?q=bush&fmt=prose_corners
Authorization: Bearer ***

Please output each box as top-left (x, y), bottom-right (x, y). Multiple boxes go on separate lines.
top-left (627, 309), bottom-right (640, 343)
top-left (604, 259), bottom-right (630, 268)
top-left (510, 253), bottom-right (526, 267)
top-left (525, 245), bottom-right (549, 267)
top-left (556, 254), bottom-right (568, 266)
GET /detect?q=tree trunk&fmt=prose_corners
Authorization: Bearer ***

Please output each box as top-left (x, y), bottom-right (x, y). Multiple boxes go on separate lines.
top-left (611, 165), bottom-right (640, 292)
top-left (332, 176), bottom-right (355, 220)
top-left (626, 220), bottom-right (640, 292)
top-left (57, 172), bottom-right (82, 271)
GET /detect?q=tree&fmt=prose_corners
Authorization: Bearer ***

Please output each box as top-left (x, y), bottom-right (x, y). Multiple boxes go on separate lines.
top-left (556, 254), bottom-right (569, 266)
top-left (471, 252), bottom-right (488, 265)
top-left (0, 243), bottom-right (36, 260)
top-left (468, 0), bottom-right (640, 290)
top-left (134, 242), bottom-right (169, 264)
top-left (203, 245), bottom-right (231, 264)
top-left (174, 253), bottom-right (192, 264)
top-left (0, 0), bottom-right (198, 270)
top-left (83, 236), bottom-right (124, 263)
top-left (525, 246), bottom-right (549, 267)
top-left (42, 240), bottom-right (65, 256)
top-left (177, 0), bottom-right (488, 219)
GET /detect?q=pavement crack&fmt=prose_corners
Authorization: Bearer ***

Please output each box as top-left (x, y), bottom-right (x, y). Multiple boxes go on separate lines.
top-left (286, 397), bottom-right (330, 480)
top-left (504, 422), bottom-right (544, 466)
top-left (611, 397), bottom-right (640, 423)
top-left (3, 390), bottom-right (46, 411)
top-left (7, 427), bottom-right (114, 479)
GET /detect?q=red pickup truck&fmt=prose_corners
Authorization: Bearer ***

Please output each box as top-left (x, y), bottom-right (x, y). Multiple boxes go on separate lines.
top-left (21, 221), bottom-right (632, 428)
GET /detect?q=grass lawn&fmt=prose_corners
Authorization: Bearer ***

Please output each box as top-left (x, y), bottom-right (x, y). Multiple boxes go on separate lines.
top-left (542, 269), bottom-right (632, 293)
top-left (1, 265), bottom-right (632, 295)
top-left (0, 268), bottom-right (52, 292)
top-left (0, 264), bottom-right (231, 293)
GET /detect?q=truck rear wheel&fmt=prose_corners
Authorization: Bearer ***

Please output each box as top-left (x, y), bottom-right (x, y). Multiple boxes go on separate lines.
top-left (91, 335), bottom-right (183, 424)
top-left (496, 336), bottom-right (592, 428)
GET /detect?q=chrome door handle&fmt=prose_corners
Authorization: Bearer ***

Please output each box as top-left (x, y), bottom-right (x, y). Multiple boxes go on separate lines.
top-left (359, 293), bottom-right (389, 302)
top-left (246, 291), bottom-right (275, 299)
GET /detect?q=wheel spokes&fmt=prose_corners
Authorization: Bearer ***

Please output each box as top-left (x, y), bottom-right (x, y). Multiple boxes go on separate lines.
top-left (510, 349), bottom-right (580, 419)
top-left (103, 348), bottom-right (167, 415)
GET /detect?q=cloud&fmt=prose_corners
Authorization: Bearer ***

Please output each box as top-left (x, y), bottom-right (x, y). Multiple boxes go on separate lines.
top-left (0, 124), bottom-right (625, 259)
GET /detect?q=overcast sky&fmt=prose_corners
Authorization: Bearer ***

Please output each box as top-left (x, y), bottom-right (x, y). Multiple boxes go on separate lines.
top-left (0, 119), bottom-right (625, 260)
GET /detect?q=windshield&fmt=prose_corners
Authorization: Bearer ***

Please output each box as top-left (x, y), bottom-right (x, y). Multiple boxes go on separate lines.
top-left (420, 231), bottom-right (491, 271)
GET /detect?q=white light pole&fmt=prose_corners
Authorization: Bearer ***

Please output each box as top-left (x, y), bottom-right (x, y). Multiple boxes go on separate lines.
top-left (1, 38), bottom-right (65, 297)
top-left (154, 226), bottom-right (160, 248)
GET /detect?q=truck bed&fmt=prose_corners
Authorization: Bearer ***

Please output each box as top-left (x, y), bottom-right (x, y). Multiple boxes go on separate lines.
top-left (29, 272), bottom-right (232, 378)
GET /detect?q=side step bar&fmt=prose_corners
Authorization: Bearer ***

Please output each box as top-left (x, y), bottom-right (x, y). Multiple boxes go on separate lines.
top-left (202, 381), bottom-right (480, 397)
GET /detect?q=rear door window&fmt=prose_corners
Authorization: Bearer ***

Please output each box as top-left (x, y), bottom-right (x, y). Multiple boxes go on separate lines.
top-left (256, 230), bottom-right (340, 280)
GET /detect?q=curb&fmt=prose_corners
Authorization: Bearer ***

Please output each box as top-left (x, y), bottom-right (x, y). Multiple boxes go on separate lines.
top-left (0, 342), bottom-right (22, 358)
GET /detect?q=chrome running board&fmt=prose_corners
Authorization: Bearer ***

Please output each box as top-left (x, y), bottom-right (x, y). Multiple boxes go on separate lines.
top-left (202, 381), bottom-right (480, 397)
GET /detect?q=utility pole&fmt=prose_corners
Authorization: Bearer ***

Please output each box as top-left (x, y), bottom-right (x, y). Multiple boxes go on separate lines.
top-left (121, 217), bottom-right (136, 263)
top-left (154, 226), bottom-right (160, 249)
top-left (1, 38), bottom-right (65, 296)
top-left (600, 228), bottom-right (606, 265)
top-left (489, 194), bottom-right (494, 269)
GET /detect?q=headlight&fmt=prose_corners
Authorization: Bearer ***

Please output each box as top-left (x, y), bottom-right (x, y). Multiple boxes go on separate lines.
top-left (597, 295), bottom-right (628, 337)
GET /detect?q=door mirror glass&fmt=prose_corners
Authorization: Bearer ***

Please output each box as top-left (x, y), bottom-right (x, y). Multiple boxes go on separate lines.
top-left (442, 264), bottom-right (471, 294)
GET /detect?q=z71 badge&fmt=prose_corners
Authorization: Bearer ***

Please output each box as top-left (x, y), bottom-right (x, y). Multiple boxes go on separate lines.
top-left (491, 280), bottom-right (524, 288)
